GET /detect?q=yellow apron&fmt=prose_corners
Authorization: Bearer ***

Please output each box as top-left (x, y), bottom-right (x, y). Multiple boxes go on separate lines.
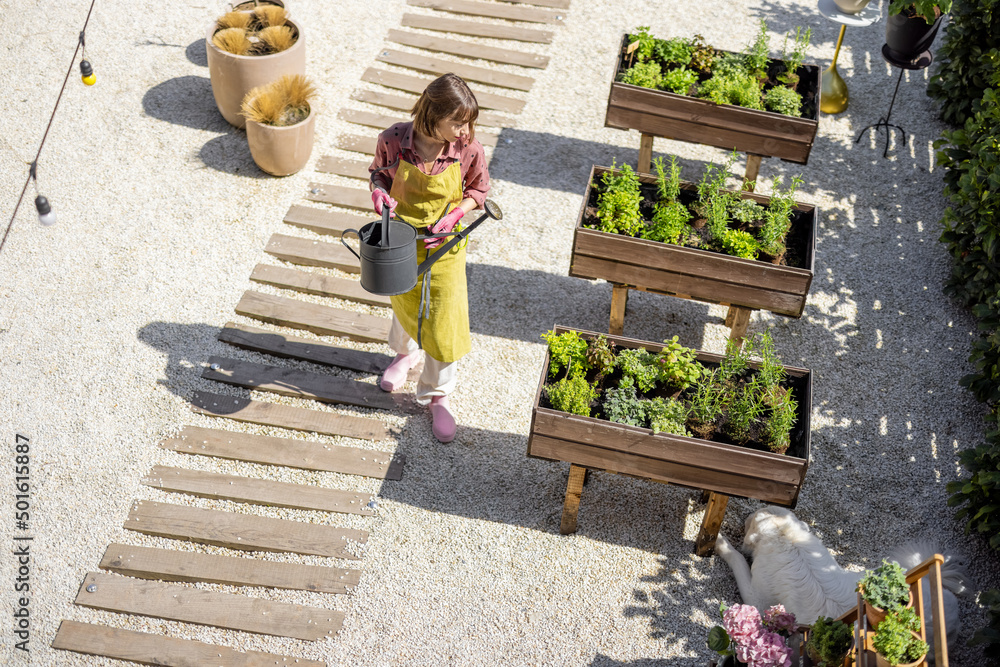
top-left (389, 160), bottom-right (470, 363)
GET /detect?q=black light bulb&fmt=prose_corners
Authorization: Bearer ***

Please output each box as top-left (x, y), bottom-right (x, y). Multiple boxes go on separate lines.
top-left (80, 59), bottom-right (95, 86)
top-left (35, 195), bottom-right (56, 226)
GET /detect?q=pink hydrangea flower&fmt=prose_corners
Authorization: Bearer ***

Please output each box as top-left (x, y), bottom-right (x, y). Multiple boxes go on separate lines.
top-left (743, 630), bottom-right (793, 667)
top-left (762, 605), bottom-right (797, 637)
top-left (722, 604), bottom-right (763, 647)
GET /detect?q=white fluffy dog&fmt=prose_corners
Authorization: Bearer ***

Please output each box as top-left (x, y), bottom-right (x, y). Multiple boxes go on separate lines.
top-left (714, 506), bottom-right (969, 660)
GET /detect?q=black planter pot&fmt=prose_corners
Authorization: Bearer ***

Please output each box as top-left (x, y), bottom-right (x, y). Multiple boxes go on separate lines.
top-left (885, 11), bottom-right (944, 61)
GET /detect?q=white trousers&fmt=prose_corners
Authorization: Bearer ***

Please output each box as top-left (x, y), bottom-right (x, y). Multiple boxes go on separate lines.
top-left (388, 315), bottom-right (458, 404)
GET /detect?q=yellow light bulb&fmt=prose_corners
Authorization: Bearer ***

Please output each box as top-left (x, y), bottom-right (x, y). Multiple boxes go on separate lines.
top-left (80, 59), bottom-right (95, 86)
top-left (82, 73), bottom-right (96, 85)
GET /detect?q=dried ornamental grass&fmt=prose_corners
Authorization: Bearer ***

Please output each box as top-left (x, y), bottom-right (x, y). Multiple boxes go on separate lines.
top-left (255, 25), bottom-right (295, 55)
top-left (212, 27), bottom-right (252, 55)
top-left (242, 74), bottom-right (315, 126)
top-left (216, 11), bottom-right (252, 30)
top-left (254, 5), bottom-right (287, 28)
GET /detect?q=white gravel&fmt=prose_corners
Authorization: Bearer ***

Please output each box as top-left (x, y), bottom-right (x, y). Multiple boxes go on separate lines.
top-left (1, 0), bottom-right (997, 665)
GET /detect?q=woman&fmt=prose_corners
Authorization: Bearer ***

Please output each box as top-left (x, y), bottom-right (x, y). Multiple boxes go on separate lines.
top-left (368, 73), bottom-right (490, 443)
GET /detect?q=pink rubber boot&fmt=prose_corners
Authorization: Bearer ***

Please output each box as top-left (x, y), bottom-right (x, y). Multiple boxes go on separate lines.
top-left (429, 395), bottom-right (456, 443)
top-left (379, 353), bottom-right (418, 392)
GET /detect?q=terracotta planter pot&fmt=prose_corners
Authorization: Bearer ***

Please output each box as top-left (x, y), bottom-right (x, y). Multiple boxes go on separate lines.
top-left (833, 0), bottom-right (872, 13)
top-left (874, 631), bottom-right (926, 667)
top-left (885, 11), bottom-right (944, 62)
top-left (864, 589), bottom-right (915, 631)
top-left (246, 108), bottom-right (315, 176)
top-left (206, 17), bottom-right (305, 128)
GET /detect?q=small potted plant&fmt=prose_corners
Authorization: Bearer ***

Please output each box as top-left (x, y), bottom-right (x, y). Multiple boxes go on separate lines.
top-left (859, 559), bottom-right (913, 630)
top-left (885, 0), bottom-right (952, 62)
top-left (707, 603), bottom-right (799, 667)
top-left (871, 608), bottom-right (929, 667)
top-left (805, 616), bottom-right (853, 666)
top-left (241, 74), bottom-right (316, 176)
top-left (206, 4), bottom-right (306, 128)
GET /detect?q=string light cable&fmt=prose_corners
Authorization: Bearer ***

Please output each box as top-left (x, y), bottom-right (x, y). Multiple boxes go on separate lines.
top-left (0, 0), bottom-right (98, 257)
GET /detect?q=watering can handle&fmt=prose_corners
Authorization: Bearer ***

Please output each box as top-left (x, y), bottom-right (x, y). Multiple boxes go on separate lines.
top-left (416, 199), bottom-right (503, 275)
top-left (378, 196), bottom-right (391, 248)
top-left (340, 229), bottom-right (361, 260)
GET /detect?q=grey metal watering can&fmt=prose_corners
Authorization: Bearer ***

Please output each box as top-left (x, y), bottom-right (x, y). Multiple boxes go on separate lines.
top-left (340, 198), bottom-right (503, 297)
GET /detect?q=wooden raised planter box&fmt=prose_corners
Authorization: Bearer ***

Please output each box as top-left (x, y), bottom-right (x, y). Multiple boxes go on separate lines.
top-left (570, 165), bottom-right (817, 319)
top-left (605, 34), bottom-right (821, 164)
top-left (527, 326), bottom-right (812, 527)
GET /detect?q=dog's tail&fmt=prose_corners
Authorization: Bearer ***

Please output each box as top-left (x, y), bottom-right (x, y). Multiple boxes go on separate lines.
top-left (886, 541), bottom-right (972, 596)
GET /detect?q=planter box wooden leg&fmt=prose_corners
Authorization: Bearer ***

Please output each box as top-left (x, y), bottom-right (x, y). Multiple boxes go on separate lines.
top-left (727, 306), bottom-right (753, 347)
top-left (743, 154), bottom-right (763, 190)
top-left (638, 133), bottom-right (654, 174)
top-left (560, 464), bottom-right (588, 535)
top-left (695, 491), bottom-right (729, 556)
top-left (609, 284), bottom-right (629, 335)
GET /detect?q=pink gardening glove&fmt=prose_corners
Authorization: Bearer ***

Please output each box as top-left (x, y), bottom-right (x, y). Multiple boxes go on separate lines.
top-left (372, 188), bottom-right (397, 216)
top-left (424, 208), bottom-right (464, 249)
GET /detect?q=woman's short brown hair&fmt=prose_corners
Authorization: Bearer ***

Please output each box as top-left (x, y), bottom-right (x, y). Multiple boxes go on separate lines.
top-left (411, 73), bottom-right (478, 142)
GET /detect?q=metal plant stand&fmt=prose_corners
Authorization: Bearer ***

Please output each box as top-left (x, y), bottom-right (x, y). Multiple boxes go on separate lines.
top-left (817, 0), bottom-right (881, 114)
top-left (855, 45), bottom-right (933, 157)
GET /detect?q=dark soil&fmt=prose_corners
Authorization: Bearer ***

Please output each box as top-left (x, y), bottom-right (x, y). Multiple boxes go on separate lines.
top-left (582, 180), bottom-right (811, 270)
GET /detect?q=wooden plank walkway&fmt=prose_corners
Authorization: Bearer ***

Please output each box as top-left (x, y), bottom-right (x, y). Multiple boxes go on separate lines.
top-left (125, 500), bottom-right (369, 559)
top-left (52, 620), bottom-right (325, 667)
top-left (250, 264), bottom-right (391, 308)
top-left (351, 88), bottom-right (512, 127)
top-left (284, 204), bottom-right (370, 236)
top-left (100, 543), bottom-right (360, 593)
top-left (385, 28), bottom-right (549, 68)
top-left (305, 182), bottom-right (373, 210)
top-left (220, 321), bottom-right (392, 372)
top-left (376, 48), bottom-right (534, 91)
top-left (162, 425), bottom-right (404, 479)
top-left (143, 465), bottom-right (376, 515)
top-left (74, 572), bottom-right (344, 641)
top-left (266, 233), bottom-right (361, 273)
top-left (189, 391), bottom-right (389, 440)
top-left (236, 290), bottom-right (391, 343)
top-left (338, 108), bottom-right (501, 145)
top-left (316, 155), bottom-right (374, 180)
top-left (361, 68), bottom-right (526, 113)
top-left (401, 13), bottom-right (554, 43)
top-left (203, 355), bottom-right (397, 411)
top-left (406, 0), bottom-right (565, 25)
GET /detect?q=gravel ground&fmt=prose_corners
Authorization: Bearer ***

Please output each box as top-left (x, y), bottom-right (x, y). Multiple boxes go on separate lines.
top-left (1, 0), bottom-right (998, 665)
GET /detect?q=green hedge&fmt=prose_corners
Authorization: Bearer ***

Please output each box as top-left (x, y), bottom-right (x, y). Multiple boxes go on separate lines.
top-left (926, 0), bottom-right (1000, 125)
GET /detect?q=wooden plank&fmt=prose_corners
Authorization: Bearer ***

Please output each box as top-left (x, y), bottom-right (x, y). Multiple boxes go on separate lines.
top-left (125, 500), bottom-right (368, 559)
top-left (531, 409), bottom-right (804, 486)
top-left (529, 433), bottom-right (798, 505)
top-left (488, 0), bottom-right (570, 9)
top-left (162, 425), bottom-right (404, 480)
top-left (142, 466), bottom-right (376, 516)
top-left (338, 132), bottom-right (496, 157)
top-left (559, 464), bottom-right (587, 535)
top-left (401, 13), bottom-right (554, 44)
top-left (51, 620), bottom-right (325, 667)
top-left (315, 155), bottom-right (371, 180)
top-left (284, 204), bottom-right (370, 236)
top-left (203, 355), bottom-right (397, 411)
top-left (305, 182), bottom-right (372, 211)
top-left (376, 48), bottom-right (534, 91)
top-left (99, 543), bottom-right (359, 593)
top-left (74, 572), bottom-right (343, 641)
top-left (352, 88), bottom-right (513, 127)
top-left (189, 392), bottom-right (390, 442)
top-left (407, 0), bottom-right (565, 25)
top-left (385, 29), bottom-right (549, 68)
top-left (220, 321), bottom-right (392, 373)
top-left (609, 284), bottom-right (628, 336)
top-left (694, 492), bottom-right (730, 556)
top-left (265, 233), bottom-right (361, 273)
top-left (338, 108), bottom-right (501, 146)
top-left (236, 290), bottom-right (391, 343)
top-left (362, 68), bottom-right (525, 113)
top-left (249, 265), bottom-right (391, 308)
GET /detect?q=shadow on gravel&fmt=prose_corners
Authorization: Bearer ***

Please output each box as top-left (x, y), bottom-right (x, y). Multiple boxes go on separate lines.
top-left (186, 38), bottom-right (208, 67)
top-left (467, 262), bottom-right (723, 348)
top-left (143, 75), bottom-right (230, 132)
top-left (137, 321), bottom-right (226, 401)
top-left (199, 133), bottom-right (266, 177)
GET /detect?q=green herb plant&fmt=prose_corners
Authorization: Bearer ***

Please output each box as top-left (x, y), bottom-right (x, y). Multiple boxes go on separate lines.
top-left (542, 330), bottom-right (589, 380)
top-left (662, 67), bottom-right (698, 95)
top-left (744, 19), bottom-right (772, 82)
top-left (764, 85), bottom-right (802, 117)
top-left (596, 161), bottom-right (644, 237)
top-left (806, 616), bottom-right (853, 667)
top-left (859, 559), bottom-right (911, 612)
top-left (872, 608), bottom-right (929, 666)
top-left (687, 369), bottom-right (727, 432)
top-left (778, 27), bottom-right (811, 88)
top-left (889, 0), bottom-right (952, 24)
top-left (547, 375), bottom-right (599, 417)
top-left (616, 348), bottom-right (661, 392)
top-left (646, 397), bottom-right (691, 435)
top-left (586, 334), bottom-right (617, 384)
top-left (655, 336), bottom-right (703, 390)
top-left (621, 60), bottom-right (662, 88)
